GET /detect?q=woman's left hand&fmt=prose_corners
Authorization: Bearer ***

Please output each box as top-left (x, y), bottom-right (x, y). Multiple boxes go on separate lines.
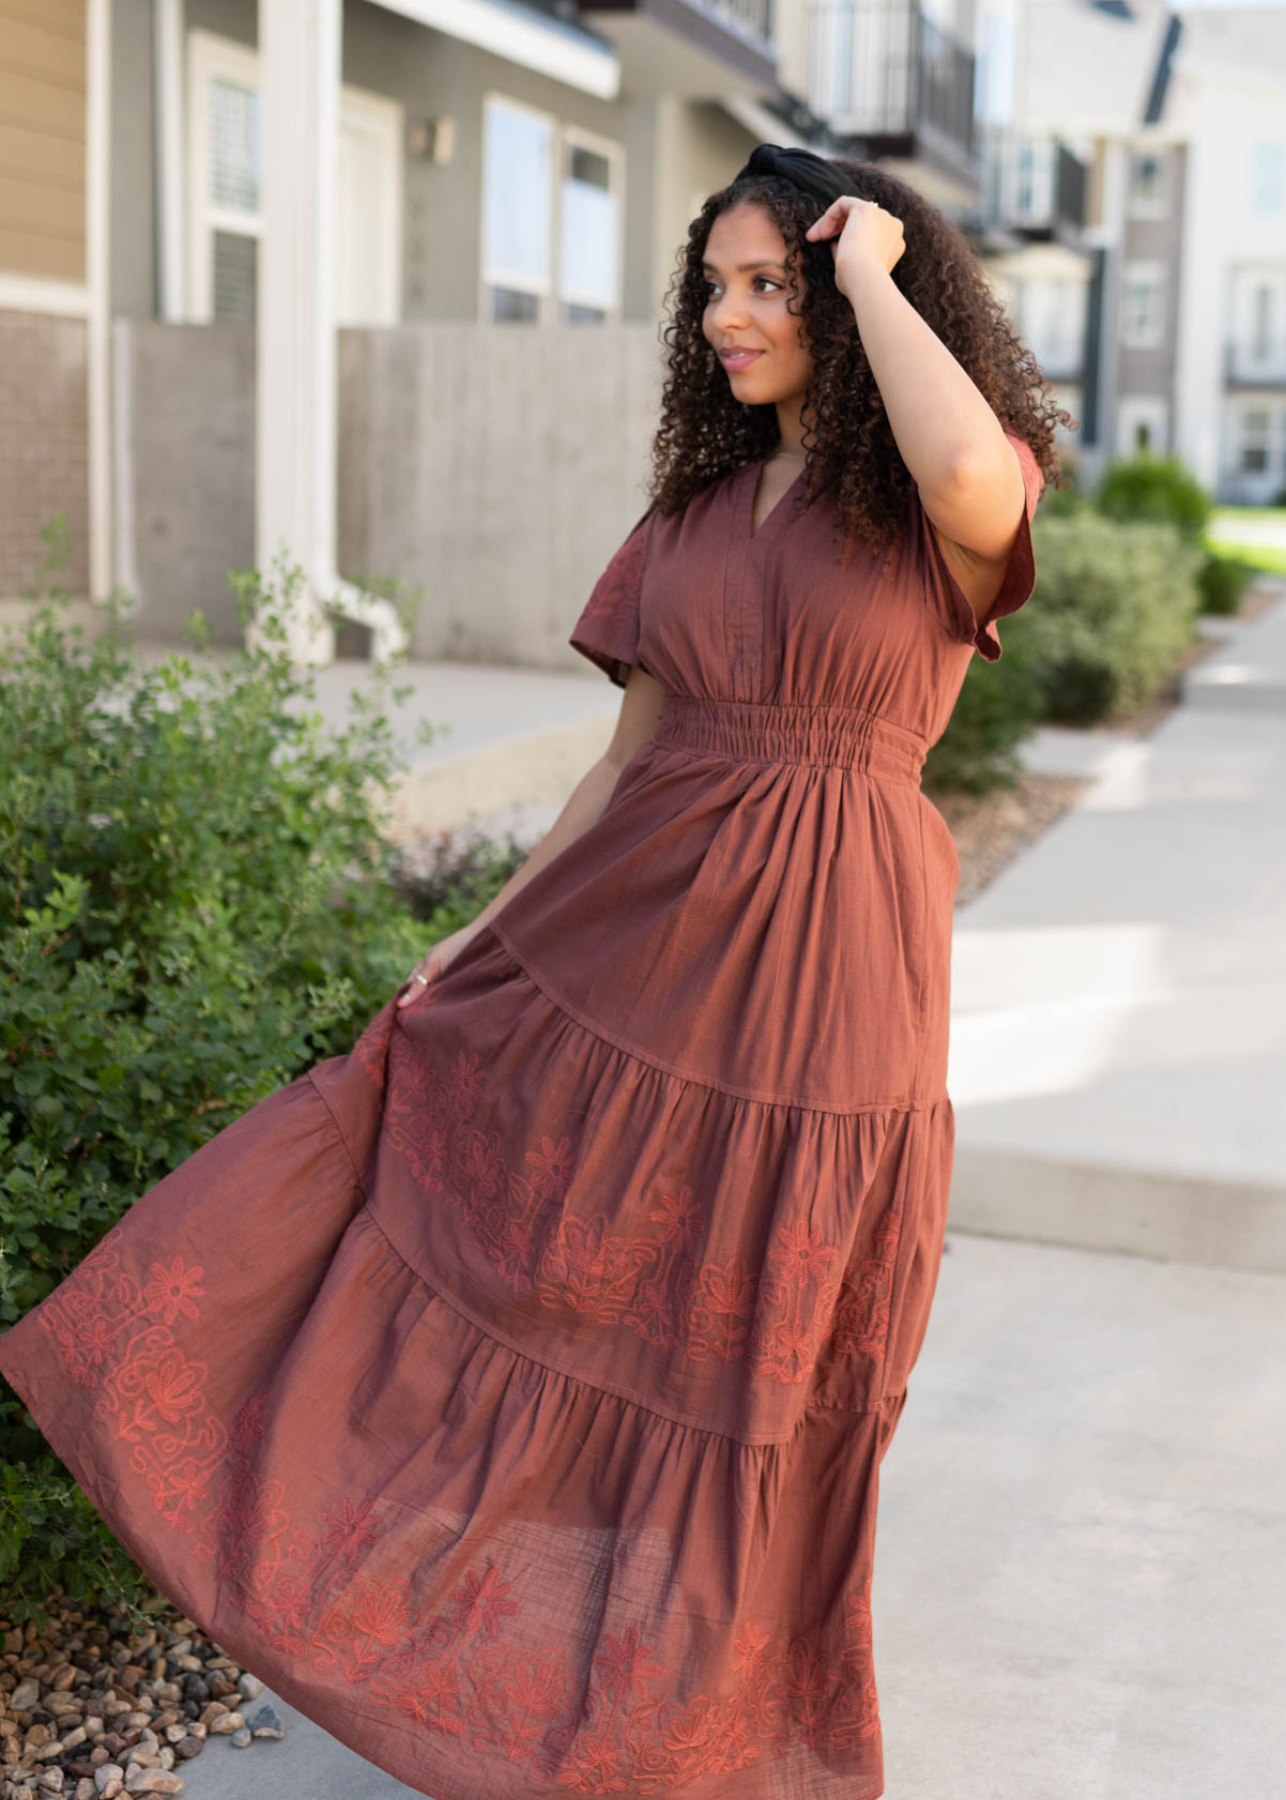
top-left (804, 195), bottom-right (905, 294)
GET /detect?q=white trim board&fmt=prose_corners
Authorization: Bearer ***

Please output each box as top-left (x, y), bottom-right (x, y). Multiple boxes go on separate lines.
top-left (0, 275), bottom-right (91, 317)
top-left (374, 0), bottom-right (619, 99)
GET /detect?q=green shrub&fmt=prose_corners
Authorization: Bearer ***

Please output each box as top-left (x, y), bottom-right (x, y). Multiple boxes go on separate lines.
top-left (1005, 513), bottom-right (1204, 723)
top-left (392, 824), bottom-right (529, 937)
top-left (1035, 482), bottom-right (1092, 520)
top-left (1094, 449), bottom-right (1212, 542)
top-left (1196, 549), bottom-right (1258, 615)
top-left (924, 630), bottom-right (1047, 796)
top-left (0, 537), bottom-right (467, 1619)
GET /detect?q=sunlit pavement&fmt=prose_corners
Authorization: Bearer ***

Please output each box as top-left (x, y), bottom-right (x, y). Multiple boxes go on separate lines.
top-left (946, 583), bottom-right (1286, 1272)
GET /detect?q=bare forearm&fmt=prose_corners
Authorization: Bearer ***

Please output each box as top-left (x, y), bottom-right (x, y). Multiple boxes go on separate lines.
top-left (471, 753), bottom-right (626, 928)
top-left (840, 257), bottom-right (1010, 492)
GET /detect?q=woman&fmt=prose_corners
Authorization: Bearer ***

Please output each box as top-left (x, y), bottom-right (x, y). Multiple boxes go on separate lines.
top-left (0, 145), bottom-right (1069, 1800)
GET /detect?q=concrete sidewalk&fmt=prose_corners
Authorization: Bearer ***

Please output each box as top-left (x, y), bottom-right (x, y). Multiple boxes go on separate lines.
top-left (946, 583), bottom-right (1286, 1272)
top-left (173, 1230), bottom-right (1286, 1800)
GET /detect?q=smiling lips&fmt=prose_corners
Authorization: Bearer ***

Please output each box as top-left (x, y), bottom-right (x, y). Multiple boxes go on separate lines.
top-left (720, 348), bottom-right (764, 370)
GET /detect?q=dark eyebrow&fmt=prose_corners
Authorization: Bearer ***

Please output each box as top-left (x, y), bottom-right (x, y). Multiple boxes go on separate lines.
top-left (701, 259), bottom-right (785, 274)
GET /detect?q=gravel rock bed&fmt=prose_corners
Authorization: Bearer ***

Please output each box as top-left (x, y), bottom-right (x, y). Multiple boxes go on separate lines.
top-left (936, 770), bottom-right (1091, 910)
top-left (1, 1599), bottom-right (282, 1800)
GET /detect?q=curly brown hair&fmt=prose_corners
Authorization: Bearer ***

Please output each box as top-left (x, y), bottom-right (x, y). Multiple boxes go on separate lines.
top-left (647, 157), bottom-right (1077, 556)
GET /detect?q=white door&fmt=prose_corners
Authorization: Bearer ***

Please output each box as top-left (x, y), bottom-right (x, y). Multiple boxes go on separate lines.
top-left (1115, 396), bottom-right (1169, 457)
top-left (337, 93), bottom-right (403, 327)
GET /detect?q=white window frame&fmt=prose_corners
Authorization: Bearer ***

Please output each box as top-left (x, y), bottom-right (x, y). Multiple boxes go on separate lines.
top-left (1120, 260), bottom-right (1166, 349)
top-left (186, 27), bottom-right (402, 327)
top-left (557, 120), bottom-right (625, 323)
top-left (1236, 405), bottom-right (1272, 475)
top-left (479, 90), bottom-right (624, 324)
top-left (1250, 141), bottom-right (1284, 218)
top-left (187, 30), bottom-right (262, 324)
top-left (1228, 266), bottom-right (1286, 382)
top-left (1126, 147), bottom-right (1168, 220)
top-left (479, 91), bottom-right (556, 319)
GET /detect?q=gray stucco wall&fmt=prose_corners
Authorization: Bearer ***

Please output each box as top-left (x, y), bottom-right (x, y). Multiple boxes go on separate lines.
top-left (336, 321), bottom-right (665, 664)
top-left (122, 323), bottom-right (255, 642)
top-left (120, 319), bottom-right (665, 662)
top-left (0, 312), bottom-right (89, 598)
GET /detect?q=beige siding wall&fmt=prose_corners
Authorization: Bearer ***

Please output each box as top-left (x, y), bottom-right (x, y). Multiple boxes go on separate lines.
top-left (0, 0), bottom-right (86, 283)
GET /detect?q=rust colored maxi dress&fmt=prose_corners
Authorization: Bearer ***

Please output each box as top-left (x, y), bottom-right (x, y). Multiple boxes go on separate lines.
top-left (0, 432), bottom-right (1044, 1800)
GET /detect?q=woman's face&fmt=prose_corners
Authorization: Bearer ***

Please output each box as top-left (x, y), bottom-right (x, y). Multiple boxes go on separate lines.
top-left (701, 201), bottom-right (814, 404)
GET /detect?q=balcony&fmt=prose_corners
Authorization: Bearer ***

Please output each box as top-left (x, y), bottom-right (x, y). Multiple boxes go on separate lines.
top-left (578, 0), bottom-right (777, 96)
top-left (806, 0), bottom-right (978, 199)
top-left (968, 130), bottom-right (1089, 248)
top-left (1224, 340), bottom-right (1286, 389)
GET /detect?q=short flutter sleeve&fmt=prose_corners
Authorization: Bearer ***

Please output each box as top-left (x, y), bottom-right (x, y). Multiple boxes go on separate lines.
top-left (568, 505), bottom-right (654, 688)
top-left (913, 430), bottom-right (1045, 662)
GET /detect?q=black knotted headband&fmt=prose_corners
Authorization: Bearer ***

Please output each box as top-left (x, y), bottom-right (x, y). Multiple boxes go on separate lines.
top-left (729, 143), bottom-right (864, 211)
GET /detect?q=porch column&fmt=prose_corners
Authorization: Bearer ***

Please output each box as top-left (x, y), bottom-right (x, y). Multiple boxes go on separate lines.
top-left (254, 0), bottom-right (407, 665)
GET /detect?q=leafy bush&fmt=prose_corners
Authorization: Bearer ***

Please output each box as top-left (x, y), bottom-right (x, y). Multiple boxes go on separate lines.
top-left (924, 629), bottom-right (1047, 796)
top-left (1003, 513), bottom-right (1204, 723)
top-left (392, 824), bottom-right (529, 937)
top-left (1094, 449), bottom-right (1212, 542)
top-left (1196, 549), bottom-right (1258, 616)
top-left (0, 536), bottom-right (467, 1618)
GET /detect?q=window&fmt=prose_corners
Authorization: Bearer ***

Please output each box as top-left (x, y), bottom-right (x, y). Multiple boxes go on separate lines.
top-left (975, 12), bottom-right (1016, 129)
top-left (1120, 262), bottom-right (1165, 348)
top-left (186, 30), bottom-right (403, 326)
top-left (1016, 142), bottom-right (1036, 216)
top-left (189, 43), bottom-right (262, 323)
top-left (1018, 276), bottom-right (1083, 371)
top-left (1252, 284), bottom-right (1274, 363)
top-left (1229, 269), bottom-right (1286, 378)
top-left (1251, 142), bottom-right (1284, 217)
top-left (1239, 409), bottom-right (1270, 475)
top-left (480, 95), bottom-right (623, 324)
top-left (559, 137), bottom-right (620, 323)
top-left (1127, 148), bottom-right (1167, 218)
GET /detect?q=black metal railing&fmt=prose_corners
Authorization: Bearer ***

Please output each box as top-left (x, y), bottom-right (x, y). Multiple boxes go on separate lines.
top-left (806, 0), bottom-right (975, 159)
top-left (1055, 141), bottom-right (1086, 230)
top-left (708, 0), bottom-right (774, 43)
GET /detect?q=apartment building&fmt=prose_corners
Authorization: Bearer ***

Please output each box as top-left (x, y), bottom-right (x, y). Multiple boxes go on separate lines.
top-left (973, 0), bottom-right (1286, 501)
top-left (15, 0), bottom-right (1273, 667)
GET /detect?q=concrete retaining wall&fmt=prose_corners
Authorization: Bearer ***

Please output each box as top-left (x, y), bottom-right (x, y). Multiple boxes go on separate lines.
top-left (119, 319), bottom-right (665, 661)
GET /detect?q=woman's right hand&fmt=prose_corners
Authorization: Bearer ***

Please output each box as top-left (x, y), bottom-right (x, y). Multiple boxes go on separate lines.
top-left (396, 918), bottom-right (486, 1009)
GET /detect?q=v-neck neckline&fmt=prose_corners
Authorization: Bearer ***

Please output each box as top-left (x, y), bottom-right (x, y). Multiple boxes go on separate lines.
top-left (742, 457), bottom-right (809, 545)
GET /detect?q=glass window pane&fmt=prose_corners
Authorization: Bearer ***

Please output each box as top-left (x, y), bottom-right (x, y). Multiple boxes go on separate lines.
top-left (1251, 142), bottom-right (1284, 216)
top-left (213, 229), bottom-right (257, 321)
top-left (569, 145), bottom-right (610, 190)
top-left (483, 102), bottom-right (552, 288)
top-left (489, 285), bottom-right (540, 322)
top-left (559, 158), bottom-right (617, 311)
top-left (210, 78), bottom-right (260, 213)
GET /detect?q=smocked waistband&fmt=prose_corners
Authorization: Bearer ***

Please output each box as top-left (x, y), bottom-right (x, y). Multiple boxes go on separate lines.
top-left (653, 695), bottom-right (928, 786)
